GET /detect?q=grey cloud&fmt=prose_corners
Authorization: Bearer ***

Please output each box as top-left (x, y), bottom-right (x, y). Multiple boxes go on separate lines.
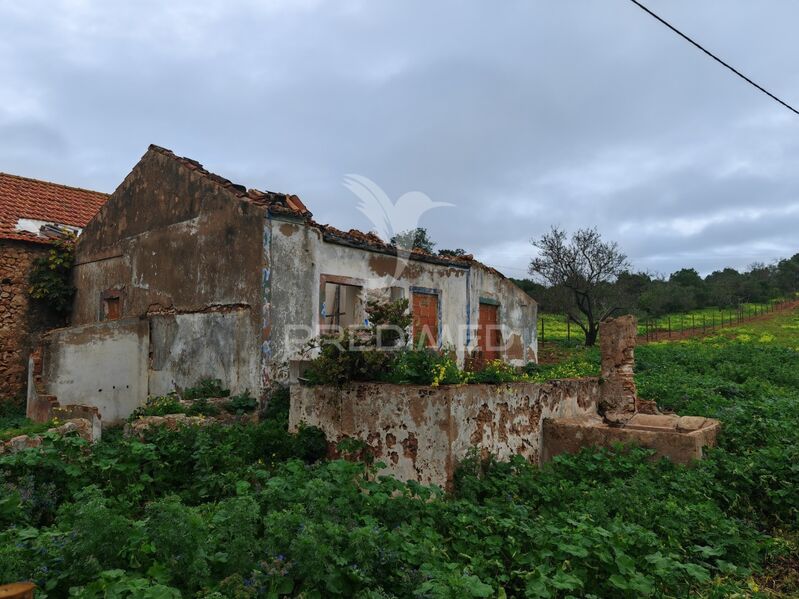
top-left (1, 0), bottom-right (799, 277)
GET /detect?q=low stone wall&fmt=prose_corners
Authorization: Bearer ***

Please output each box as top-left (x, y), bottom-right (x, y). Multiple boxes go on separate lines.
top-left (290, 316), bottom-right (722, 487)
top-left (290, 379), bottom-right (600, 488)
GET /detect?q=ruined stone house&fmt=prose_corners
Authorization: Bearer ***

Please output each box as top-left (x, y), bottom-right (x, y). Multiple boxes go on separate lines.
top-left (30, 145), bottom-right (537, 422)
top-left (0, 173), bottom-right (108, 401)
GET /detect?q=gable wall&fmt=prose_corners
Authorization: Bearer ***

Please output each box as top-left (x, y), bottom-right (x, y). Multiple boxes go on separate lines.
top-left (72, 149), bottom-right (266, 325)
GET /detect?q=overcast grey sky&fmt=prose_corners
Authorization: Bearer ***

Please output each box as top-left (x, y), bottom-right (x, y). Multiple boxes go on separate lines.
top-left (2, 1), bottom-right (798, 278)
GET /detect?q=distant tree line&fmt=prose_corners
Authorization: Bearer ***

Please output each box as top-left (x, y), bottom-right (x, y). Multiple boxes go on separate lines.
top-left (516, 254), bottom-right (799, 319)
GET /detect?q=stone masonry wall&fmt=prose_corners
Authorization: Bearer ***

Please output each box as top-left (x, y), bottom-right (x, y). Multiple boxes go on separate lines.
top-left (598, 314), bottom-right (638, 414)
top-left (0, 240), bottom-right (60, 402)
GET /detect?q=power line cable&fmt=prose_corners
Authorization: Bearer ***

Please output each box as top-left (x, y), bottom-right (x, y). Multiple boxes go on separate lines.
top-left (628, 0), bottom-right (799, 116)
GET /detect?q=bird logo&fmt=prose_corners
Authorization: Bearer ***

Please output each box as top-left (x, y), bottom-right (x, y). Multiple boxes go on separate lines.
top-left (343, 174), bottom-right (453, 280)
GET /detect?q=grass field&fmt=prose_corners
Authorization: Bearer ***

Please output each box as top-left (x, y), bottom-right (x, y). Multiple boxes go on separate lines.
top-left (537, 298), bottom-right (793, 343)
top-left (2, 309), bottom-right (799, 596)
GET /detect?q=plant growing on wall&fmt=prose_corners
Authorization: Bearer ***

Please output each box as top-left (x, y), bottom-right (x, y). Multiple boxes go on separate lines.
top-left (366, 296), bottom-right (412, 347)
top-left (304, 298), bottom-right (411, 385)
top-left (28, 234), bottom-right (76, 315)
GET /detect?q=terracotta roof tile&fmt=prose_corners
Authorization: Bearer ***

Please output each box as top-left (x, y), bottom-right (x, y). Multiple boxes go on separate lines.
top-left (0, 172), bottom-right (109, 244)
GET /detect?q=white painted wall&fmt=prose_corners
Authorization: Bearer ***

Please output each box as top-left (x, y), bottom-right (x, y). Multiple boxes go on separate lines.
top-left (267, 217), bottom-right (537, 376)
top-left (43, 319), bottom-right (149, 422)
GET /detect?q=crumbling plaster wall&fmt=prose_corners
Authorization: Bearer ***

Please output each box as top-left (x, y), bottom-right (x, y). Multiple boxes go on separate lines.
top-left (290, 379), bottom-right (599, 488)
top-left (70, 149), bottom-right (264, 396)
top-left (469, 263), bottom-right (537, 364)
top-left (267, 219), bottom-right (536, 378)
top-left (149, 310), bottom-right (259, 396)
top-left (39, 318), bottom-right (149, 422)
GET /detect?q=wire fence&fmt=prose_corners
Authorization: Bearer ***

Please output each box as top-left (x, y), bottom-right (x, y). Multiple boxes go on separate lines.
top-left (538, 298), bottom-right (796, 343)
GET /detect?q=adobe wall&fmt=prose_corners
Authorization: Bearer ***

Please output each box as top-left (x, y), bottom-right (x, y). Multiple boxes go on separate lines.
top-left (289, 379), bottom-right (599, 488)
top-left (0, 240), bottom-right (61, 402)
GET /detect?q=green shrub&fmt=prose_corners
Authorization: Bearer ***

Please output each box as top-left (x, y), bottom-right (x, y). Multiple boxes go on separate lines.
top-left (389, 348), bottom-right (463, 385)
top-left (186, 397), bottom-right (222, 417)
top-left (467, 359), bottom-right (518, 384)
top-left (144, 495), bottom-right (208, 590)
top-left (131, 394), bottom-right (184, 418)
top-left (183, 378), bottom-right (231, 401)
top-left (206, 494), bottom-right (261, 579)
top-left (0, 418), bottom-right (52, 442)
top-left (68, 569), bottom-right (181, 598)
top-left (225, 390), bottom-right (257, 414)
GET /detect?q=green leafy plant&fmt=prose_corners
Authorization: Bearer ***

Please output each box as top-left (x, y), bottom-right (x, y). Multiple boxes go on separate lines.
top-left (183, 378), bottom-right (231, 401)
top-left (186, 398), bottom-right (222, 417)
top-left (225, 391), bottom-right (257, 414)
top-left (3, 310), bottom-right (799, 596)
top-left (131, 394), bottom-right (184, 418)
top-left (28, 234), bottom-right (76, 314)
top-left (467, 359), bottom-right (520, 384)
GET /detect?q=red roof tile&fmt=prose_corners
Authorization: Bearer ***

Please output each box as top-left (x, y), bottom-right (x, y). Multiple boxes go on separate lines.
top-left (0, 172), bottom-right (108, 244)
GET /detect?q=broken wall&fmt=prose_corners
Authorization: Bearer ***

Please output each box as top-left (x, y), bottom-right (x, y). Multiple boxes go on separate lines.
top-left (149, 309), bottom-right (259, 396)
top-left (38, 318), bottom-right (149, 422)
top-left (69, 148), bottom-right (265, 396)
top-left (267, 218), bottom-right (537, 381)
top-left (290, 379), bottom-right (599, 488)
top-left (0, 240), bottom-right (58, 401)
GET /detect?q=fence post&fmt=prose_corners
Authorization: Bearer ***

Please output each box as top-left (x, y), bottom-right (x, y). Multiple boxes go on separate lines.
top-left (668, 317), bottom-right (671, 338)
top-left (541, 317), bottom-right (545, 342)
top-left (566, 317), bottom-right (570, 341)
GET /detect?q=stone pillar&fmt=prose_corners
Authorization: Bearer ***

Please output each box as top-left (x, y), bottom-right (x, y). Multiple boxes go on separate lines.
top-left (599, 315), bottom-right (637, 414)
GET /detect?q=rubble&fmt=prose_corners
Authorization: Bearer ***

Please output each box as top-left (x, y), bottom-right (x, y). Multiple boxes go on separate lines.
top-left (0, 417), bottom-right (96, 455)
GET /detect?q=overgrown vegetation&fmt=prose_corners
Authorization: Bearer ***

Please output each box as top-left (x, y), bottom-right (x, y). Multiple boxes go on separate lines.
top-left (28, 234), bottom-right (76, 315)
top-left (131, 380), bottom-right (257, 419)
top-left (2, 312), bottom-right (799, 596)
top-left (304, 298), bottom-right (547, 387)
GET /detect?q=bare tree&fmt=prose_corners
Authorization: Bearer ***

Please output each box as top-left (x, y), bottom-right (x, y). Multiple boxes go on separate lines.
top-left (529, 227), bottom-right (629, 346)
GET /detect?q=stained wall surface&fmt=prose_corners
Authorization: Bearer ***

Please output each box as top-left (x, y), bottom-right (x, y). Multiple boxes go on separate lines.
top-left (267, 217), bottom-right (538, 384)
top-left (35, 146), bottom-right (538, 417)
top-left (39, 318), bottom-right (149, 422)
top-left (290, 379), bottom-right (599, 488)
top-left (67, 148), bottom-right (265, 398)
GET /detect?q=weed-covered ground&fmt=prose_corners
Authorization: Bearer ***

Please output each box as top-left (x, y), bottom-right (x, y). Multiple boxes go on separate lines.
top-left (2, 311), bottom-right (799, 597)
